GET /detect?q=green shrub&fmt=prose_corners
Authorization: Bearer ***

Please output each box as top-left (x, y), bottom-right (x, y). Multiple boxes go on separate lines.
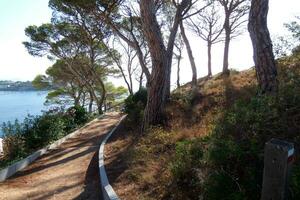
top-left (68, 106), bottom-right (89, 125)
top-left (291, 166), bottom-right (300, 199)
top-left (23, 114), bottom-right (66, 150)
top-left (170, 138), bottom-right (205, 199)
top-left (124, 88), bottom-right (147, 123)
top-left (63, 106), bottom-right (89, 132)
top-left (2, 121), bottom-right (27, 162)
top-left (170, 61), bottom-right (300, 199)
top-left (0, 105), bottom-right (93, 169)
top-left (171, 138), bottom-right (204, 180)
top-left (171, 90), bottom-right (300, 199)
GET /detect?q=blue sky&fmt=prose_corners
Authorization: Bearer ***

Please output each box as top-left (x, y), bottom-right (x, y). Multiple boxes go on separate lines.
top-left (0, 0), bottom-right (299, 87)
top-left (0, 0), bottom-right (52, 81)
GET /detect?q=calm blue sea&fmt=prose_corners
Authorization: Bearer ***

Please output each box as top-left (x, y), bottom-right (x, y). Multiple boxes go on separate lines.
top-left (0, 91), bottom-right (48, 137)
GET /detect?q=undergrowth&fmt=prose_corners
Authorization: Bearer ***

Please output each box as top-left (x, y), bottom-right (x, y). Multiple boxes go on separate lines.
top-left (0, 106), bottom-right (92, 169)
top-left (169, 54), bottom-right (300, 200)
top-left (122, 52), bottom-right (300, 200)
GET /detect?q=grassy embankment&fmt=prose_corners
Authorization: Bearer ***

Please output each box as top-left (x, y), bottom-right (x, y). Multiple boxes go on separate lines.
top-left (106, 52), bottom-right (300, 200)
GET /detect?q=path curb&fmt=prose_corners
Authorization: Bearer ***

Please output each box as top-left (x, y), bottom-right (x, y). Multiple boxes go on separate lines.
top-left (99, 115), bottom-right (126, 200)
top-left (0, 117), bottom-right (101, 182)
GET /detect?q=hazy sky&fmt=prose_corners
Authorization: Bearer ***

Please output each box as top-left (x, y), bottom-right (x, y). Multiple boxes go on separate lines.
top-left (0, 0), bottom-right (299, 88)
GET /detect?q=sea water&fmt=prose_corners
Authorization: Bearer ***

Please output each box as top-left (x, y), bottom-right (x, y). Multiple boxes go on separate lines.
top-left (0, 91), bottom-right (48, 137)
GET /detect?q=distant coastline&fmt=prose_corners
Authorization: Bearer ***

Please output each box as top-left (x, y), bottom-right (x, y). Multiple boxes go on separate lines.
top-left (0, 90), bottom-right (48, 137)
top-left (0, 80), bottom-right (46, 91)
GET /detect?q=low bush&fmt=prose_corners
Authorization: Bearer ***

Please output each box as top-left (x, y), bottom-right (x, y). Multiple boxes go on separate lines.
top-left (124, 88), bottom-right (147, 124)
top-left (63, 106), bottom-right (89, 132)
top-left (23, 114), bottom-right (66, 151)
top-left (0, 106), bottom-right (91, 169)
top-left (170, 56), bottom-right (300, 199)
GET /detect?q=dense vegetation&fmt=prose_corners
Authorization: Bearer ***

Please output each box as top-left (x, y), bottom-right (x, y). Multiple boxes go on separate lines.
top-left (124, 87), bottom-right (147, 125)
top-left (0, 106), bottom-right (91, 169)
top-left (2, 0), bottom-right (300, 199)
top-left (169, 54), bottom-right (300, 199)
top-left (115, 52), bottom-right (300, 200)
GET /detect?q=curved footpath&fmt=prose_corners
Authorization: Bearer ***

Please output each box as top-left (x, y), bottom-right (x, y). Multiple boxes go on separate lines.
top-left (0, 113), bottom-right (122, 200)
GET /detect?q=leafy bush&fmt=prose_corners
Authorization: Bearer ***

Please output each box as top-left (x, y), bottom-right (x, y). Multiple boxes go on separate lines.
top-left (1, 121), bottom-right (26, 161)
top-left (170, 60), bottom-right (300, 199)
top-left (170, 134), bottom-right (262, 199)
top-left (63, 106), bottom-right (89, 132)
top-left (1, 121), bottom-right (26, 162)
top-left (124, 88), bottom-right (147, 123)
top-left (67, 106), bottom-right (89, 125)
top-left (0, 106), bottom-right (92, 169)
top-left (23, 114), bottom-right (66, 150)
top-left (171, 139), bottom-right (204, 180)
top-left (170, 138), bottom-right (205, 199)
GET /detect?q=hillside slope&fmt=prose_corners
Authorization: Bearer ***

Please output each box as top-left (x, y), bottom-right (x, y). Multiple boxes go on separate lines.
top-left (105, 53), bottom-right (300, 200)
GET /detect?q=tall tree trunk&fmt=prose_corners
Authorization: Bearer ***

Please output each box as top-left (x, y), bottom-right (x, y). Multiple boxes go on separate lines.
top-left (140, 0), bottom-right (169, 128)
top-left (177, 55), bottom-right (181, 88)
top-left (97, 79), bottom-right (106, 114)
top-left (74, 89), bottom-right (82, 107)
top-left (223, 16), bottom-right (230, 74)
top-left (180, 21), bottom-right (197, 88)
top-left (139, 71), bottom-right (144, 90)
top-left (104, 98), bottom-right (107, 112)
top-left (140, 0), bottom-right (189, 130)
top-left (88, 91), bottom-right (94, 113)
top-left (82, 91), bottom-right (86, 107)
top-left (248, 0), bottom-right (278, 94)
top-left (207, 41), bottom-right (212, 77)
top-left (119, 64), bottom-right (133, 95)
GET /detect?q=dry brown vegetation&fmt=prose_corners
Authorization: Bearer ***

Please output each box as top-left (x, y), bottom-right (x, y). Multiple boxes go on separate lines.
top-left (105, 68), bottom-right (259, 200)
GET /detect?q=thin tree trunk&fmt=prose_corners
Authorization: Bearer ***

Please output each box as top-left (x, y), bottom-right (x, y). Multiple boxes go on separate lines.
top-left (223, 32), bottom-right (230, 74)
top-left (74, 96), bottom-right (81, 107)
top-left (120, 65), bottom-right (133, 95)
top-left (177, 55), bottom-right (181, 88)
top-left (104, 98), bottom-right (107, 112)
top-left (139, 72), bottom-right (144, 90)
top-left (128, 69), bottom-right (134, 95)
top-left (82, 91), bottom-right (86, 107)
top-left (180, 21), bottom-right (197, 88)
top-left (97, 79), bottom-right (106, 114)
top-left (88, 91), bottom-right (94, 113)
top-left (74, 89), bottom-right (82, 107)
top-left (223, 16), bottom-right (230, 74)
top-left (248, 0), bottom-right (278, 94)
top-left (207, 41), bottom-right (212, 77)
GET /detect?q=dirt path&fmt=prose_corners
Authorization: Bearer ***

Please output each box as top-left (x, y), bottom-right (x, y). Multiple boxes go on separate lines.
top-left (0, 113), bottom-right (122, 200)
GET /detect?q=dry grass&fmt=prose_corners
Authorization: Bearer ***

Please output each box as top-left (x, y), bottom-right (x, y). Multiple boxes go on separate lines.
top-left (105, 68), bottom-right (259, 200)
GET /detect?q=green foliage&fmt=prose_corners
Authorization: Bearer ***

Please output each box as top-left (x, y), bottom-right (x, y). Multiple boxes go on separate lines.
top-left (285, 16), bottom-right (300, 41)
top-left (1, 121), bottom-right (26, 162)
top-left (291, 166), bottom-right (300, 199)
top-left (124, 88), bottom-right (147, 123)
top-left (1, 106), bottom-right (92, 169)
top-left (171, 139), bottom-right (204, 180)
top-left (170, 135), bottom-right (262, 199)
top-left (66, 106), bottom-right (89, 126)
top-left (22, 114), bottom-right (66, 151)
top-left (170, 55), bottom-right (300, 199)
top-left (32, 75), bottom-right (50, 90)
top-left (105, 82), bottom-right (128, 107)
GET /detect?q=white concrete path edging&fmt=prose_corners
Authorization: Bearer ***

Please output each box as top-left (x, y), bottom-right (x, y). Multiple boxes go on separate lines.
top-left (0, 117), bottom-right (101, 182)
top-left (99, 115), bottom-right (127, 200)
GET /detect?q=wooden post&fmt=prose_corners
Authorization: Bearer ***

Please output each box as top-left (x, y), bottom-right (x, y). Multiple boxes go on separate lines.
top-left (261, 139), bottom-right (294, 200)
